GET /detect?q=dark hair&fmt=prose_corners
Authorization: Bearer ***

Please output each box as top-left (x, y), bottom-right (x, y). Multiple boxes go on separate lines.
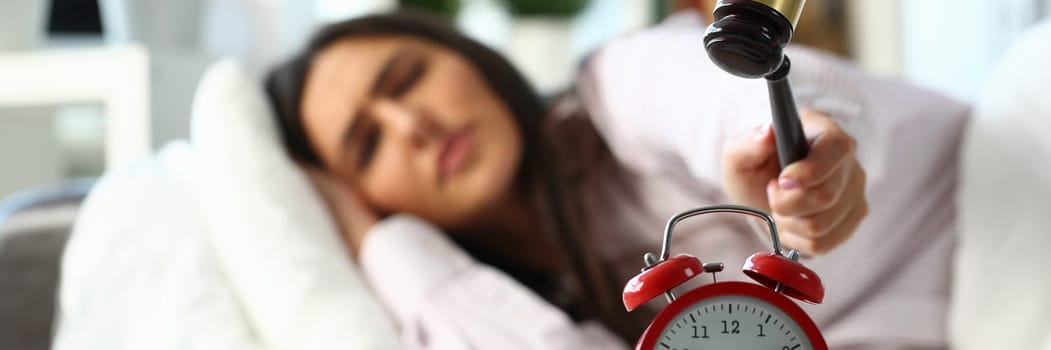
top-left (264, 11), bottom-right (643, 341)
top-left (265, 12), bottom-right (544, 170)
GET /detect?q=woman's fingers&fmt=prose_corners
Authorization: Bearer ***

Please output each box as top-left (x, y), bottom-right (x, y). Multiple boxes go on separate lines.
top-left (722, 123), bottom-right (781, 212)
top-left (769, 111), bottom-right (857, 217)
top-left (774, 161), bottom-right (867, 255)
top-left (781, 112), bottom-right (857, 187)
top-left (722, 110), bottom-right (868, 256)
top-left (724, 123), bottom-right (779, 173)
top-left (778, 194), bottom-right (868, 256)
top-left (769, 159), bottom-right (851, 217)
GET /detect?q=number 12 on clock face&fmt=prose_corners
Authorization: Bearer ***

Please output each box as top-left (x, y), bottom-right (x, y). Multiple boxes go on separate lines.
top-left (655, 295), bottom-right (812, 350)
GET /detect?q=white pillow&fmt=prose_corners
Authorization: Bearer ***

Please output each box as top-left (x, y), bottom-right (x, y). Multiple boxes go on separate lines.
top-left (189, 59), bottom-right (401, 349)
top-left (952, 20), bottom-right (1051, 350)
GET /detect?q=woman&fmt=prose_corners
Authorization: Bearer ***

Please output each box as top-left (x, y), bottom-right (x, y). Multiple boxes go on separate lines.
top-left (265, 10), bottom-right (962, 349)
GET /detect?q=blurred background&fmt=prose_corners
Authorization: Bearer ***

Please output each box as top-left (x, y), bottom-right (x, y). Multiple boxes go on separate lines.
top-left (1, 0), bottom-right (1050, 201)
top-left (1, 0), bottom-right (1050, 348)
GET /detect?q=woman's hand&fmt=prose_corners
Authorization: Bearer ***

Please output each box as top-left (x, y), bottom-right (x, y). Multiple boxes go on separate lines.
top-left (305, 168), bottom-right (379, 257)
top-left (722, 110), bottom-right (868, 256)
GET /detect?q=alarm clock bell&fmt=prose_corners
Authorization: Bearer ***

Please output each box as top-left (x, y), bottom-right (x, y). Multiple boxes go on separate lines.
top-left (622, 205), bottom-right (828, 350)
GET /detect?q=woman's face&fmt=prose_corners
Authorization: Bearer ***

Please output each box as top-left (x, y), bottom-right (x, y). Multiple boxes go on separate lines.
top-left (300, 35), bottom-right (523, 231)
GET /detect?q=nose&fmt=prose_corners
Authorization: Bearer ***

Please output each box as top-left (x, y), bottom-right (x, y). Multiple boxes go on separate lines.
top-left (371, 99), bottom-right (444, 149)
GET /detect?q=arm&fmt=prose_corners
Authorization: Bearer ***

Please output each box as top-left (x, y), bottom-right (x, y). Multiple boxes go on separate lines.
top-left (359, 215), bottom-right (628, 350)
top-left (579, 15), bottom-right (869, 256)
top-left (581, 13), bottom-right (967, 349)
top-left (578, 19), bottom-right (869, 190)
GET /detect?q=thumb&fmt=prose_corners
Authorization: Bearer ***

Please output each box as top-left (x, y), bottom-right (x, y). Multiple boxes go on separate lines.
top-left (724, 123), bottom-right (777, 172)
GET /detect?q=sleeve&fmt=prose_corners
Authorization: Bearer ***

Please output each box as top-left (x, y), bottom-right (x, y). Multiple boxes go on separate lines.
top-left (358, 215), bottom-right (628, 350)
top-left (576, 13), bottom-right (872, 191)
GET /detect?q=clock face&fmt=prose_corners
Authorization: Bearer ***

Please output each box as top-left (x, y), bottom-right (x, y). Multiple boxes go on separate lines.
top-left (653, 295), bottom-right (813, 350)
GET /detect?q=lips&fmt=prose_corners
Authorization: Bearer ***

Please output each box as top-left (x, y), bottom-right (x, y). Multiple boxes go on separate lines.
top-left (437, 126), bottom-right (474, 182)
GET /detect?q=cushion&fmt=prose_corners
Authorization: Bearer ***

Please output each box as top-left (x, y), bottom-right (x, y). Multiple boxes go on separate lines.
top-left (189, 59), bottom-right (401, 349)
top-left (953, 20), bottom-right (1051, 350)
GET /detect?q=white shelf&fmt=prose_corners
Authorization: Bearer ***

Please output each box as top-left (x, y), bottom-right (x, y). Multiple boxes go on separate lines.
top-left (0, 45), bottom-right (151, 169)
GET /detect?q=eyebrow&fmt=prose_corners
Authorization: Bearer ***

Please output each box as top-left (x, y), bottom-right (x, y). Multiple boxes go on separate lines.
top-left (338, 48), bottom-right (411, 162)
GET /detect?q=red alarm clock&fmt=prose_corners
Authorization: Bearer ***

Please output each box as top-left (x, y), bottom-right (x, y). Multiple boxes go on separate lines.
top-left (623, 205), bottom-right (828, 350)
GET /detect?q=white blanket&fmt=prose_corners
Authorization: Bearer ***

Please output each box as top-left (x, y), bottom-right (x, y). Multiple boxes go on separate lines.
top-left (953, 20), bottom-right (1051, 350)
top-left (54, 60), bottom-right (402, 349)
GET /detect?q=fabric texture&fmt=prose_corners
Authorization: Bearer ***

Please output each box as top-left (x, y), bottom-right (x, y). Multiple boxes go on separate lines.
top-left (55, 57), bottom-right (627, 350)
top-left (952, 19), bottom-right (1051, 350)
top-left (55, 12), bottom-right (973, 350)
top-left (358, 214), bottom-right (627, 349)
top-left (189, 59), bottom-right (400, 350)
top-left (54, 59), bottom-right (401, 350)
top-left (576, 12), bottom-right (968, 349)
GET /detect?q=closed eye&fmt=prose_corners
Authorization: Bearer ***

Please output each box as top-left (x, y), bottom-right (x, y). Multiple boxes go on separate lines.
top-left (356, 122), bottom-right (380, 171)
top-left (345, 48), bottom-right (427, 172)
top-left (375, 50), bottom-right (428, 98)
